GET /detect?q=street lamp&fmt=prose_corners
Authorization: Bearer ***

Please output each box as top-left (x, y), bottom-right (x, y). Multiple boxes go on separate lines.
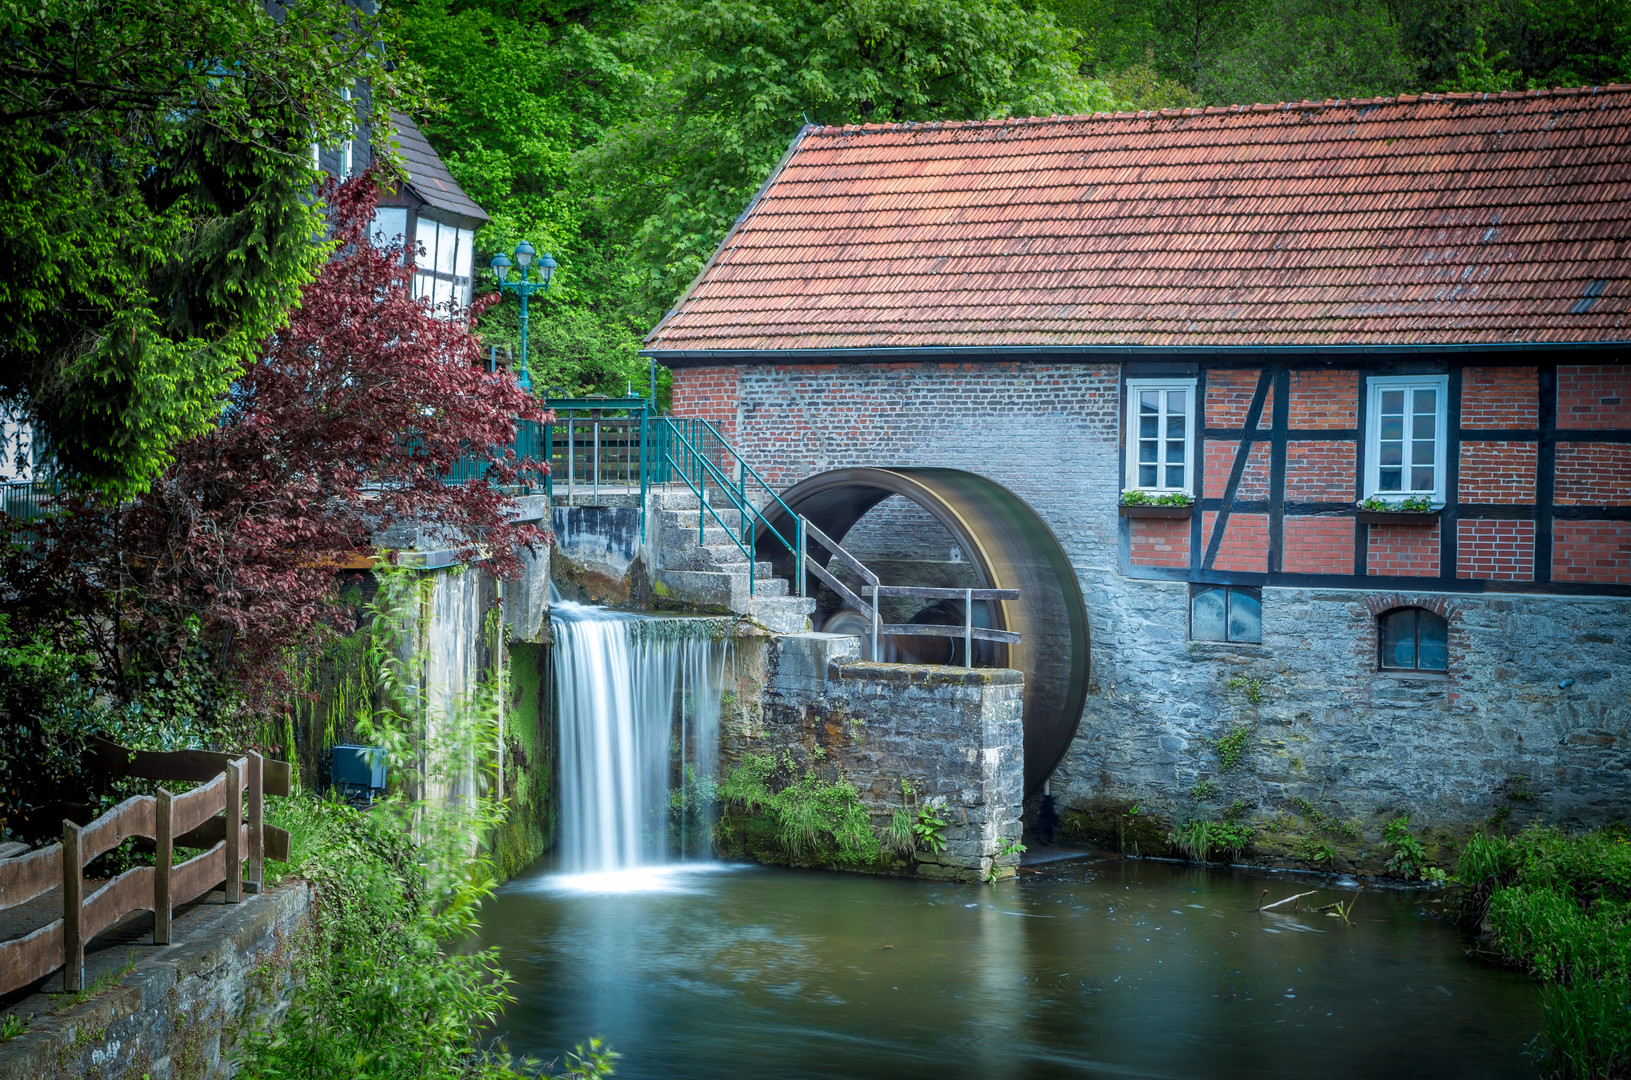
top-left (489, 242), bottom-right (557, 392)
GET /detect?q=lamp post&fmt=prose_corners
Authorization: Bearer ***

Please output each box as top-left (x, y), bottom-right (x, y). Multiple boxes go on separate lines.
top-left (488, 240), bottom-right (557, 392)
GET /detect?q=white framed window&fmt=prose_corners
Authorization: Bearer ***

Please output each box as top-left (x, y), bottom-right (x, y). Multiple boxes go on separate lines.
top-left (1125, 378), bottom-right (1196, 494)
top-left (1364, 374), bottom-right (1448, 503)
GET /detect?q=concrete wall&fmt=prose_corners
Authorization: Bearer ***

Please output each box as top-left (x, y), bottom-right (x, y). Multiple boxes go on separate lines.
top-left (0, 884), bottom-right (312, 1080)
top-left (721, 633), bottom-right (1025, 882)
top-left (674, 359), bottom-right (1631, 867)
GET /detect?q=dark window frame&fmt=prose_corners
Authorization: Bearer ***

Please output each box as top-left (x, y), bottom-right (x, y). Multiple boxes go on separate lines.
top-left (1188, 584), bottom-right (1263, 644)
top-left (1377, 606), bottom-right (1449, 673)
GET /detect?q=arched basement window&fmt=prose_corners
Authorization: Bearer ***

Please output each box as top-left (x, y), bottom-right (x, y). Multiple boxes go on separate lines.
top-left (1378, 607), bottom-right (1448, 672)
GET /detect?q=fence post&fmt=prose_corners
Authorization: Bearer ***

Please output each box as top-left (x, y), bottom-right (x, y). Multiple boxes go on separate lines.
top-left (797, 516), bottom-right (806, 598)
top-left (544, 417), bottom-right (553, 504)
top-left (62, 821), bottom-right (83, 992)
top-left (965, 588), bottom-right (974, 669)
top-left (225, 759), bottom-right (243, 904)
top-left (869, 586), bottom-right (880, 662)
top-left (246, 750), bottom-right (264, 895)
top-left (155, 790), bottom-right (173, 944)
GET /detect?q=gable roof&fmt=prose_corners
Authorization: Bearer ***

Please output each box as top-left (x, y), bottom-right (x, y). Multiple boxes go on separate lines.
top-left (389, 111), bottom-right (489, 227)
top-left (644, 87), bottom-right (1631, 356)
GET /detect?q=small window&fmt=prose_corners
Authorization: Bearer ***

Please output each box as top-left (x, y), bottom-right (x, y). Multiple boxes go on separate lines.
top-left (1378, 607), bottom-right (1448, 672)
top-left (1190, 585), bottom-right (1261, 643)
top-left (1365, 375), bottom-right (1448, 503)
top-left (1125, 378), bottom-right (1195, 494)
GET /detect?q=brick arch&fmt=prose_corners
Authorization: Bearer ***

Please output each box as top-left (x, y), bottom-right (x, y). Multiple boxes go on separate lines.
top-left (1358, 594), bottom-right (1462, 677)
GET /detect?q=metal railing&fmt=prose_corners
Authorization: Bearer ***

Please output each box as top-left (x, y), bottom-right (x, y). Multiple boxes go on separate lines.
top-left (1, 480), bottom-right (62, 521)
top-left (647, 416), bottom-right (800, 599)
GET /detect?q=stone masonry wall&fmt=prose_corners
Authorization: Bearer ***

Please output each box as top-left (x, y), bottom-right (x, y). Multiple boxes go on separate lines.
top-left (721, 633), bottom-right (1025, 882)
top-left (675, 359), bottom-right (1631, 869)
top-left (0, 884), bottom-right (313, 1080)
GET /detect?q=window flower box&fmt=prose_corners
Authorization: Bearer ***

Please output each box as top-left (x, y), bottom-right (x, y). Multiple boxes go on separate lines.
top-left (1120, 502), bottom-right (1194, 520)
top-left (1355, 497), bottom-right (1440, 526)
top-left (1120, 491), bottom-right (1194, 519)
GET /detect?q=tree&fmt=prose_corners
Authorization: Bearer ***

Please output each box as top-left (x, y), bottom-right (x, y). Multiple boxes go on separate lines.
top-left (1, 170), bottom-right (548, 794)
top-left (591, 0), bottom-right (1116, 321)
top-left (0, 0), bottom-right (421, 496)
top-left (396, 0), bottom-right (656, 397)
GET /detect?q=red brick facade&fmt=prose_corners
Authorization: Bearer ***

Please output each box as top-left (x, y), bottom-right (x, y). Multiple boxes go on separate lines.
top-left (669, 358), bottom-right (1631, 593)
top-left (1458, 441), bottom-right (1537, 502)
top-left (669, 365), bottom-right (739, 440)
top-left (1288, 371), bottom-right (1358, 428)
top-left (1558, 365), bottom-right (1631, 429)
top-left (1367, 522), bottom-right (1441, 576)
top-left (1202, 511), bottom-right (1269, 572)
top-left (1553, 521), bottom-right (1631, 583)
top-left (1129, 518), bottom-right (1190, 568)
top-left (1205, 370), bottom-right (1270, 428)
top-left (1457, 520), bottom-right (1536, 581)
top-left (1461, 367), bottom-right (1539, 428)
top-left (1283, 517), bottom-right (1355, 574)
top-left (1286, 441), bottom-right (1355, 501)
top-left (1553, 443), bottom-right (1631, 505)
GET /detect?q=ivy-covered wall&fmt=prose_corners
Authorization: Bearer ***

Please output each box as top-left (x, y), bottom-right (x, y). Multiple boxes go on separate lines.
top-left (491, 641), bottom-right (554, 880)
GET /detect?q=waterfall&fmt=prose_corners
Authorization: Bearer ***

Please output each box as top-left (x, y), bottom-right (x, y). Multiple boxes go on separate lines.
top-left (551, 598), bottom-right (726, 874)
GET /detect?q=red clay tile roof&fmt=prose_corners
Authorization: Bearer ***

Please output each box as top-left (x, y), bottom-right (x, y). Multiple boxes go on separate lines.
top-left (644, 87), bottom-right (1631, 354)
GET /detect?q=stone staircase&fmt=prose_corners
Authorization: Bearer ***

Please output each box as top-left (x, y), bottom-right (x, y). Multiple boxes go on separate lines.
top-left (649, 488), bottom-right (815, 634)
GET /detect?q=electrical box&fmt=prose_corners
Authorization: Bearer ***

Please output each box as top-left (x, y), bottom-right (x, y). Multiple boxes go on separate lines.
top-left (331, 744), bottom-right (386, 795)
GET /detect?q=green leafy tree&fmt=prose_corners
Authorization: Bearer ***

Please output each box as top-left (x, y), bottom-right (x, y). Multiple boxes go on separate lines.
top-left (1204, 0), bottom-right (1421, 104)
top-left (593, 0), bottom-right (1116, 320)
top-left (397, 0), bottom-right (654, 396)
top-left (0, 0), bottom-right (418, 495)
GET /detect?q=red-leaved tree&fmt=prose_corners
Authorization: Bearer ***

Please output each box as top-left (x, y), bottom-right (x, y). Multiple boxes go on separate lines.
top-left (2, 167), bottom-right (548, 758)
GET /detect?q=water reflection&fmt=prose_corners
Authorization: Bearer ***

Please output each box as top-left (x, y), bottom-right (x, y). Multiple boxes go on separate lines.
top-left (474, 853), bottom-right (1540, 1079)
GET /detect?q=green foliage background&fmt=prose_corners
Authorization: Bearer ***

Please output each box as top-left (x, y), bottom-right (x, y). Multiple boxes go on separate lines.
top-left (394, 0), bottom-right (1631, 402)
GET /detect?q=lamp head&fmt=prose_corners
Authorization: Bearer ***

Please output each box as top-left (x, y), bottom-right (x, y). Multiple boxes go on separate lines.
top-left (513, 240), bottom-right (535, 269)
top-left (489, 252), bottom-right (511, 284)
top-left (537, 252), bottom-right (558, 286)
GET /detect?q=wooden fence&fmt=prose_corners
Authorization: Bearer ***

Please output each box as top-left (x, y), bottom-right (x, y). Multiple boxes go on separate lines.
top-left (0, 742), bottom-right (292, 995)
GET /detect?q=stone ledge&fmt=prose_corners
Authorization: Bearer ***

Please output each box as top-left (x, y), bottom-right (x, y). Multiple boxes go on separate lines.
top-left (832, 660), bottom-right (1024, 687)
top-left (0, 882), bottom-right (313, 1080)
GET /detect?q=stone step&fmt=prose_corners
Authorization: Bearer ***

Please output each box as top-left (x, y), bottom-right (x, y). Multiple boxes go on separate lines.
top-left (655, 507), bottom-right (749, 535)
top-left (655, 570), bottom-right (806, 617)
top-left (747, 594), bottom-right (817, 635)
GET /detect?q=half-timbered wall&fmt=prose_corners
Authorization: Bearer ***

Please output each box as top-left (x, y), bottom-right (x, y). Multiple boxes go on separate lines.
top-left (1123, 360), bottom-right (1631, 593)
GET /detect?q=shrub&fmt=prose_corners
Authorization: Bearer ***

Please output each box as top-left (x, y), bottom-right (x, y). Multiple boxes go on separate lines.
top-left (1457, 825), bottom-right (1631, 1079)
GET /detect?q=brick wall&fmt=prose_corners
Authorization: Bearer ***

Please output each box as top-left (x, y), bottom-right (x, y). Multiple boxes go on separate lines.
top-left (1554, 443), bottom-right (1631, 505)
top-left (1558, 365), bottom-right (1631, 429)
top-left (1462, 366), bottom-right (1539, 427)
top-left (1286, 440), bottom-right (1356, 501)
top-left (1288, 370), bottom-right (1358, 428)
top-left (1129, 517), bottom-right (1190, 568)
top-left (1283, 516), bottom-right (1355, 573)
top-left (670, 365), bottom-right (740, 440)
top-left (1367, 522), bottom-right (1440, 576)
top-left (1553, 521), bottom-right (1631, 583)
top-left (1459, 440), bottom-right (1537, 502)
top-left (722, 362), bottom-right (1122, 574)
top-left (1457, 520), bottom-right (1535, 580)
top-left (1201, 511), bottom-right (1268, 572)
top-left (1205, 369), bottom-right (1270, 427)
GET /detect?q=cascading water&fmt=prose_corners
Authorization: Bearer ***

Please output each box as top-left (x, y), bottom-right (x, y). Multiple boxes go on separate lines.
top-left (550, 597), bottom-right (727, 875)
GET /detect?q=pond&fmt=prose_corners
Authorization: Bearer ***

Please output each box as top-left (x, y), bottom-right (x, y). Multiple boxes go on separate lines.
top-left (474, 852), bottom-right (1541, 1079)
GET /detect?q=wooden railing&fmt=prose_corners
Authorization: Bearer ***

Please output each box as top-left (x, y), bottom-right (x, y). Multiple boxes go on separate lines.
top-left (0, 742), bottom-right (292, 995)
